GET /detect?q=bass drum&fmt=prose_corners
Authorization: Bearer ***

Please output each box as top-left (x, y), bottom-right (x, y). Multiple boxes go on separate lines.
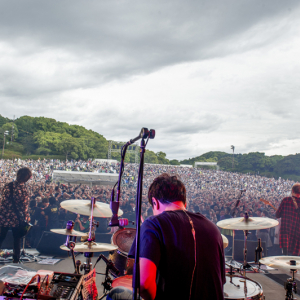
top-left (224, 274), bottom-right (264, 299)
top-left (109, 228), bottom-right (136, 277)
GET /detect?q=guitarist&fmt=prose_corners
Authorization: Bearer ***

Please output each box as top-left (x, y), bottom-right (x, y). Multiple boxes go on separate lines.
top-left (275, 183), bottom-right (300, 255)
top-left (0, 167), bottom-right (32, 263)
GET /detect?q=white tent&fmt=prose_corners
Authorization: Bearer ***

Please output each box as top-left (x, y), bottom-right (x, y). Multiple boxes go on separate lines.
top-left (52, 170), bottom-right (118, 186)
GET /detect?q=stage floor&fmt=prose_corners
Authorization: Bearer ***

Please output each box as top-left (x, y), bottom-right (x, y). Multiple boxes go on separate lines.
top-left (1, 250), bottom-right (299, 299)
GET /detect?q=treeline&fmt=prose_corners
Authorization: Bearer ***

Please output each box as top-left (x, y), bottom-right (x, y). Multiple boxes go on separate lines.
top-left (181, 151), bottom-right (300, 181)
top-left (0, 115), bottom-right (174, 164)
top-left (1, 114), bottom-right (300, 181)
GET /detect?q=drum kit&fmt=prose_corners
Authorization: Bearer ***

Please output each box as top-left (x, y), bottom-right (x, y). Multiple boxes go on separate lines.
top-left (50, 198), bottom-right (136, 299)
top-left (49, 200), bottom-right (298, 300)
top-left (217, 213), bottom-right (300, 300)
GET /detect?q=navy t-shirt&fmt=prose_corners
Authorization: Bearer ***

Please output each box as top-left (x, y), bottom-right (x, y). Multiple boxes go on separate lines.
top-left (129, 210), bottom-right (225, 300)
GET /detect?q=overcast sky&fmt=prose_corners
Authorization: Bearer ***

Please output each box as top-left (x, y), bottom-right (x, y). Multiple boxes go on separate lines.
top-left (1, 0), bottom-right (300, 160)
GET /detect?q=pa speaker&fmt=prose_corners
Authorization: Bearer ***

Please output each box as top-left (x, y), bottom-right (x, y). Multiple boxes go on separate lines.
top-left (233, 239), bottom-right (267, 262)
top-left (36, 231), bottom-right (68, 257)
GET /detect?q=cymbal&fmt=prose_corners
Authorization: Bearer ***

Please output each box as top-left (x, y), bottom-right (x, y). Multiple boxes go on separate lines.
top-left (217, 217), bottom-right (278, 230)
top-left (60, 241), bottom-right (118, 253)
top-left (50, 228), bottom-right (87, 237)
top-left (221, 234), bottom-right (228, 249)
top-left (260, 256), bottom-right (300, 270)
top-left (60, 199), bottom-right (123, 218)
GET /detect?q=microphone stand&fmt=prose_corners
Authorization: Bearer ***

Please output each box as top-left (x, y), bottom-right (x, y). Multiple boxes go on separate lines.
top-left (133, 138), bottom-right (146, 300)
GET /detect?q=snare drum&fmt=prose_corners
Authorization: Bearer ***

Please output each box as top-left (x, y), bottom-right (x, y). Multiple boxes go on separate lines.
top-left (224, 274), bottom-right (264, 299)
top-left (109, 228), bottom-right (136, 276)
top-left (112, 275), bottom-right (133, 291)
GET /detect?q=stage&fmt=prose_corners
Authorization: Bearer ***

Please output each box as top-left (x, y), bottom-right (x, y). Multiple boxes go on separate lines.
top-left (1, 250), bottom-right (299, 299)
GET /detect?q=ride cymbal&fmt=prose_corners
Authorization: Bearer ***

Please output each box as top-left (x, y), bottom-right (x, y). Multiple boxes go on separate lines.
top-left (60, 199), bottom-right (123, 218)
top-left (217, 217), bottom-right (278, 230)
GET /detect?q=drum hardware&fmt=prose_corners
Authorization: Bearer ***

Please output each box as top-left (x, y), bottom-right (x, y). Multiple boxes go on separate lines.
top-left (254, 238), bottom-right (263, 271)
top-left (284, 261), bottom-right (297, 300)
top-left (109, 227), bottom-right (136, 276)
top-left (260, 256), bottom-right (300, 300)
top-left (223, 274), bottom-right (264, 299)
top-left (94, 254), bottom-right (120, 300)
top-left (81, 251), bottom-right (94, 275)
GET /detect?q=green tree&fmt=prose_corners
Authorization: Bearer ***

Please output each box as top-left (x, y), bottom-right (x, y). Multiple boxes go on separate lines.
top-left (145, 150), bottom-right (159, 164)
top-left (2, 122), bottom-right (18, 140)
top-left (156, 152), bottom-right (169, 165)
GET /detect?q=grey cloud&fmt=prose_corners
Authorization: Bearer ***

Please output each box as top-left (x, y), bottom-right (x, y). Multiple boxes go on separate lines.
top-left (0, 0), bottom-right (299, 98)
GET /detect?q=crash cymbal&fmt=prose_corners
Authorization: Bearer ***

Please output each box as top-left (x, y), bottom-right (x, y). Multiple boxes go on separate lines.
top-left (60, 199), bottom-right (123, 218)
top-left (50, 228), bottom-right (87, 237)
top-left (217, 217), bottom-right (278, 230)
top-left (60, 241), bottom-right (118, 253)
top-left (260, 256), bottom-right (300, 270)
top-left (221, 234), bottom-right (229, 249)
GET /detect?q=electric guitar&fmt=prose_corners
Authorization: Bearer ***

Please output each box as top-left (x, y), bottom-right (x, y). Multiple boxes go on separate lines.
top-left (259, 198), bottom-right (277, 211)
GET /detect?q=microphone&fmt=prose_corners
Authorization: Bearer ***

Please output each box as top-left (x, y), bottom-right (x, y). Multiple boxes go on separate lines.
top-left (109, 216), bottom-right (129, 227)
top-left (125, 128), bottom-right (149, 146)
top-left (95, 254), bottom-right (120, 276)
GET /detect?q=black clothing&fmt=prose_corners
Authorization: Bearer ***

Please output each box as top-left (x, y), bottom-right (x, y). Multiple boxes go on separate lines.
top-left (0, 227), bottom-right (22, 262)
top-left (44, 204), bottom-right (59, 229)
top-left (129, 210), bottom-right (225, 300)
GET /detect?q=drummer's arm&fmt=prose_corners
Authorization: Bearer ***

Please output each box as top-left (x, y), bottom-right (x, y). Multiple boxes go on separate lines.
top-left (140, 257), bottom-right (157, 300)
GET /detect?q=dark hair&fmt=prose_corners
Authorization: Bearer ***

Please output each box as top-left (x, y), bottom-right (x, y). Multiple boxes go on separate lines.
top-left (42, 198), bottom-right (49, 204)
top-left (148, 173), bottom-right (186, 206)
top-left (49, 197), bottom-right (56, 205)
top-left (16, 167), bottom-right (32, 183)
top-left (29, 199), bottom-right (36, 208)
top-left (292, 183), bottom-right (300, 194)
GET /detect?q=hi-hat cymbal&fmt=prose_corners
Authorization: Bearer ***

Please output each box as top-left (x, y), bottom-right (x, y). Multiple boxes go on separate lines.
top-left (50, 228), bottom-right (87, 237)
top-left (60, 241), bottom-right (118, 253)
top-left (217, 217), bottom-right (278, 230)
top-left (221, 234), bottom-right (228, 249)
top-left (60, 199), bottom-right (123, 218)
top-left (260, 256), bottom-right (300, 270)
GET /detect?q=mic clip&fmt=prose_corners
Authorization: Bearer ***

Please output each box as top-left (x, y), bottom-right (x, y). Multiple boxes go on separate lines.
top-left (109, 214), bottom-right (119, 227)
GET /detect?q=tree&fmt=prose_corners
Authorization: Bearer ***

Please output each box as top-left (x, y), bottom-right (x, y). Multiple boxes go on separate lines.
top-left (145, 150), bottom-right (159, 164)
top-left (170, 159), bottom-right (180, 165)
top-left (56, 133), bottom-right (82, 160)
top-left (156, 152), bottom-right (169, 165)
top-left (2, 122), bottom-right (18, 140)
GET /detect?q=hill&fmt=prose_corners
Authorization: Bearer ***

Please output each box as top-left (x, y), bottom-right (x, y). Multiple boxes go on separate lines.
top-left (1, 114), bottom-right (300, 181)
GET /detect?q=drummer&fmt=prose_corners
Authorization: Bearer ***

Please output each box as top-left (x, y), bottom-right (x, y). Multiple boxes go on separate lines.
top-left (107, 173), bottom-right (225, 300)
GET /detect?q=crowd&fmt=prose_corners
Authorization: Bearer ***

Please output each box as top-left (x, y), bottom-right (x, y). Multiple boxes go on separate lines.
top-left (0, 158), bottom-right (294, 252)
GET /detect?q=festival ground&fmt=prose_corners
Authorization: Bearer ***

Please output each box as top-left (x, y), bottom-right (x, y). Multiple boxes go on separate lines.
top-left (1, 250), bottom-right (299, 300)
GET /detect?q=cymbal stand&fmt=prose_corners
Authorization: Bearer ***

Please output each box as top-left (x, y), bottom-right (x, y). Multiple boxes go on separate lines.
top-left (284, 261), bottom-right (297, 300)
top-left (242, 213), bottom-right (253, 276)
top-left (65, 237), bottom-right (78, 274)
top-left (81, 252), bottom-right (93, 274)
top-left (80, 198), bottom-right (96, 275)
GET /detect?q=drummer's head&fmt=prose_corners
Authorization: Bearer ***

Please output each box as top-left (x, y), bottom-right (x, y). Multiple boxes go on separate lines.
top-left (292, 183), bottom-right (300, 198)
top-left (148, 173), bottom-right (186, 215)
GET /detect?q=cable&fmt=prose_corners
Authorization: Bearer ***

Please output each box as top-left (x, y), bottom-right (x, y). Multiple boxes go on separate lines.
top-left (19, 274), bottom-right (40, 300)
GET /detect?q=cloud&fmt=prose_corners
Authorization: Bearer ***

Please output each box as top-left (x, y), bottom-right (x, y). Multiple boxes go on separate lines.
top-left (1, 0), bottom-right (300, 160)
